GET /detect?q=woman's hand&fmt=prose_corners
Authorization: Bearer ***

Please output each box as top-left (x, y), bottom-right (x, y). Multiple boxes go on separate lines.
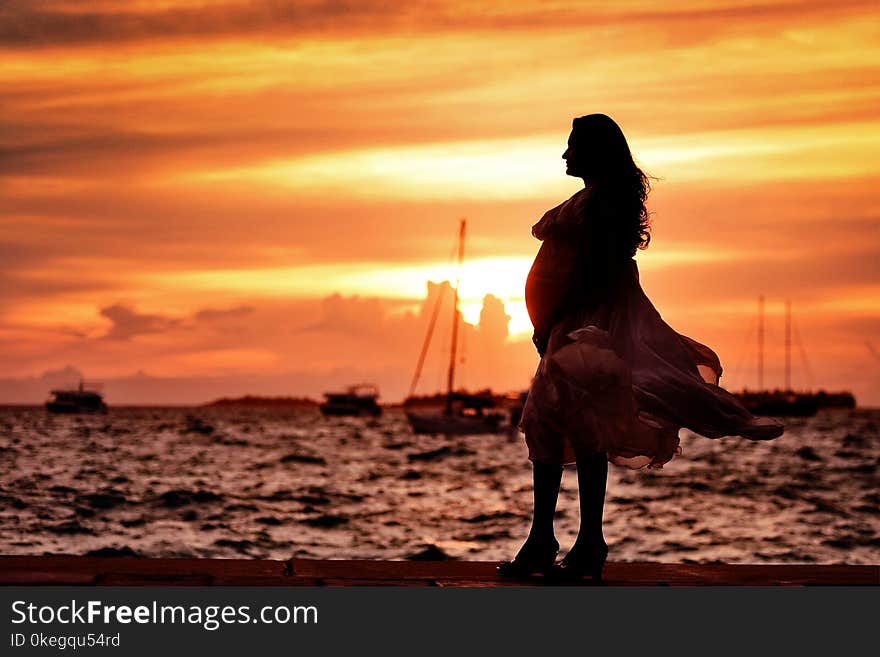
top-left (532, 331), bottom-right (549, 357)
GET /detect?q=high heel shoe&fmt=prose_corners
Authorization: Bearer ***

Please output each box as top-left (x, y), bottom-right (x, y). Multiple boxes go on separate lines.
top-left (496, 538), bottom-right (560, 577)
top-left (546, 542), bottom-right (608, 583)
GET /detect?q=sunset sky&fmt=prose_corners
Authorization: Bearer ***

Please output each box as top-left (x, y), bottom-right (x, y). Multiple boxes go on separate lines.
top-left (1, 1), bottom-right (879, 405)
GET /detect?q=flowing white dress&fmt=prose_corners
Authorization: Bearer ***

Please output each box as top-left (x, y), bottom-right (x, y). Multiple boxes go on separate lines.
top-left (518, 187), bottom-right (784, 469)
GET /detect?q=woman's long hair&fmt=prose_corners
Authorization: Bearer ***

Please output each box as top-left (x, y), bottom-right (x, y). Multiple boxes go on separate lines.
top-left (570, 114), bottom-right (652, 258)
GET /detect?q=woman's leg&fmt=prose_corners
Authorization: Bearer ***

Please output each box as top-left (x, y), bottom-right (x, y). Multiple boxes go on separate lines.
top-left (498, 459), bottom-right (563, 573)
top-left (570, 450), bottom-right (608, 554)
top-left (525, 459), bottom-right (564, 547)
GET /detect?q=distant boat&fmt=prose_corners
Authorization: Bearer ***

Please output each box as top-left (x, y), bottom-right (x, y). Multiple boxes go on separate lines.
top-left (506, 390), bottom-right (530, 429)
top-left (45, 380), bottom-right (108, 414)
top-left (813, 390), bottom-right (857, 410)
top-left (405, 390), bottom-right (511, 435)
top-left (732, 297), bottom-right (856, 416)
top-left (320, 383), bottom-right (382, 417)
top-left (736, 388), bottom-right (856, 417)
top-left (736, 389), bottom-right (819, 417)
top-left (403, 218), bottom-right (512, 435)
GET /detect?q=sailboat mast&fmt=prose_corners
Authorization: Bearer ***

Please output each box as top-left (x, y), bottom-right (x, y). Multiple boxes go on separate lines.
top-left (445, 218), bottom-right (466, 415)
top-left (757, 295), bottom-right (764, 390)
top-left (785, 299), bottom-right (791, 391)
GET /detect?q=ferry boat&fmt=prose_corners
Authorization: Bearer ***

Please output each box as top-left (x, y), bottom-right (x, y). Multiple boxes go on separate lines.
top-left (320, 383), bottom-right (382, 417)
top-left (45, 381), bottom-right (108, 414)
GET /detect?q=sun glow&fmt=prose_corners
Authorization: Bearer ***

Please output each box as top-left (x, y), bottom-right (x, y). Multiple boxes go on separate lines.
top-left (139, 255), bottom-right (535, 333)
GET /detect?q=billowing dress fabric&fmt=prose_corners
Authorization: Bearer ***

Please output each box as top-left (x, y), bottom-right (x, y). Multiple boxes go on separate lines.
top-left (518, 187), bottom-right (784, 469)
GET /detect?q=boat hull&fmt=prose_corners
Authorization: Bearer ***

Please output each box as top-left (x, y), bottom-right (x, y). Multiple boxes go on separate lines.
top-left (320, 403), bottom-right (382, 417)
top-left (735, 392), bottom-right (819, 417)
top-left (405, 409), bottom-right (507, 435)
top-left (45, 402), bottom-right (108, 414)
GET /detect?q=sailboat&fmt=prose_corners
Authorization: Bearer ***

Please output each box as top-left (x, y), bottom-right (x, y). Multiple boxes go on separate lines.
top-left (404, 218), bottom-right (512, 435)
top-left (733, 297), bottom-right (855, 415)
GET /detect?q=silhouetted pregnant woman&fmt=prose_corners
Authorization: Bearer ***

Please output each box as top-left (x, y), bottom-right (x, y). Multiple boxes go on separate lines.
top-left (498, 114), bottom-right (784, 582)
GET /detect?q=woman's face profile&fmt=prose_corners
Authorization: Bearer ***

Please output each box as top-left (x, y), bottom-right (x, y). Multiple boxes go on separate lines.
top-left (562, 131), bottom-right (585, 177)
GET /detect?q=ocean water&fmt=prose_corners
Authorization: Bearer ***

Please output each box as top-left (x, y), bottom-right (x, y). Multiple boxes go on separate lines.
top-left (0, 406), bottom-right (877, 564)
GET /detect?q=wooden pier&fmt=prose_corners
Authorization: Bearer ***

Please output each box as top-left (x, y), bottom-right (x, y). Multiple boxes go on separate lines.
top-left (1, 556), bottom-right (876, 586)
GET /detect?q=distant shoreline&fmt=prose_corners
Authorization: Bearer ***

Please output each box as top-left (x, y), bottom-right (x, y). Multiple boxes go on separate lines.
top-left (201, 395), bottom-right (321, 409)
top-left (0, 398), bottom-right (873, 411)
top-left (0, 400), bottom-right (412, 409)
